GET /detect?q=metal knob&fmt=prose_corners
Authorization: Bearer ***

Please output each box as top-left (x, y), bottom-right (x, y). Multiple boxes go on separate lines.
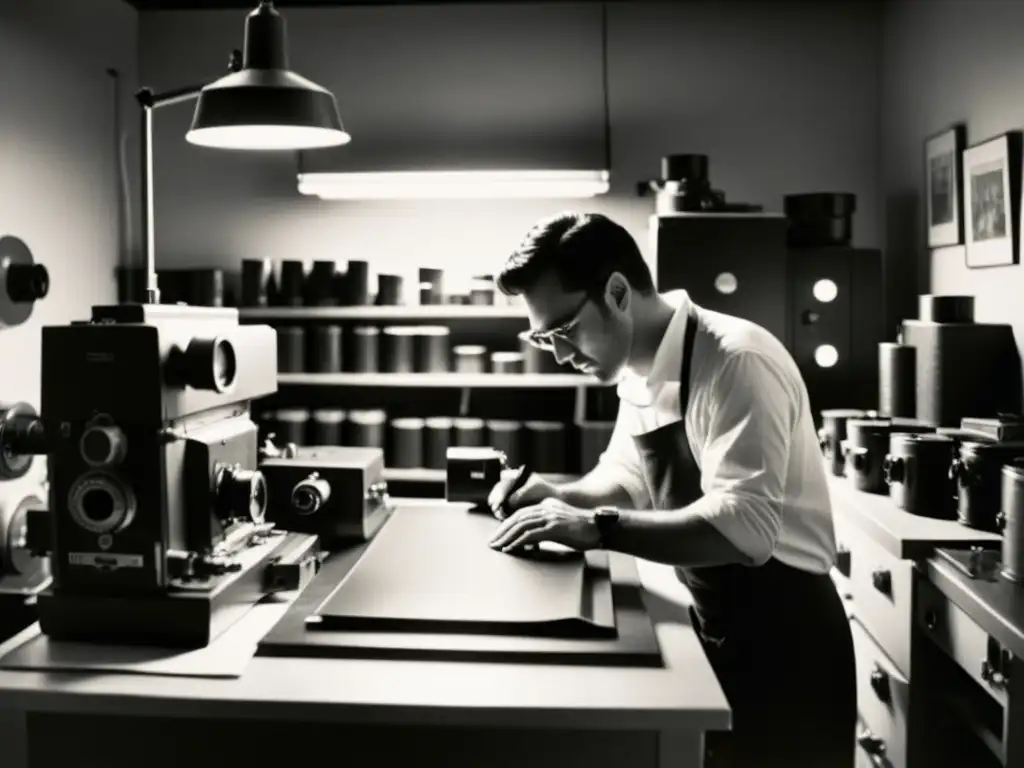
top-left (869, 664), bottom-right (890, 702)
top-left (882, 454), bottom-right (904, 485)
top-left (857, 728), bottom-right (886, 757)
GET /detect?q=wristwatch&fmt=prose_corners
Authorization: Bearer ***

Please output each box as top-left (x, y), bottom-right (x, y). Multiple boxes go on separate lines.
top-left (593, 506), bottom-right (621, 549)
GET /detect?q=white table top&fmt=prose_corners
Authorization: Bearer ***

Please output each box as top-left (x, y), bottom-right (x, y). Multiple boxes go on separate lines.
top-left (0, 551), bottom-right (730, 733)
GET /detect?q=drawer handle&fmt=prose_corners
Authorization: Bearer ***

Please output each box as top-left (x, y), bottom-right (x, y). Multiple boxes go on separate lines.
top-left (923, 608), bottom-right (938, 631)
top-left (835, 546), bottom-right (851, 577)
top-left (871, 569), bottom-right (892, 595)
top-left (857, 728), bottom-right (887, 763)
top-left (981, 660), bottom-right (1008, 690)
top-left (870, 664), bottom-right (891, 703)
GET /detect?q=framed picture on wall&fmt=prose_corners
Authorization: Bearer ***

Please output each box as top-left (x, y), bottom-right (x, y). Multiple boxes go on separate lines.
top-left (963, 131), bottom-right (1022, 269)
top-left (925, 124), bottom-right (965, 247)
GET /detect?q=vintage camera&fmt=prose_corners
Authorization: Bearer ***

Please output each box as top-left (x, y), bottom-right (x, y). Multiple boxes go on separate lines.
top-left (446, 446), bottom-right (507, 510)
top-left (260, 443), bottom-right (391, 549)
top-left (0, 402), bottom-right (51, 641)
top-left (26, 304), bottom-right (321, 647)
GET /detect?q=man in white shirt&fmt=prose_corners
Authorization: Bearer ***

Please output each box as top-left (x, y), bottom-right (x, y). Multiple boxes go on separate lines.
top-left (488, 212), bottom-right (855, 768)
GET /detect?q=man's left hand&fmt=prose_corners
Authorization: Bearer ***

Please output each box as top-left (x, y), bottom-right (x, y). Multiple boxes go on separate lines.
top-left (488, 497), bottom-right (601, 552)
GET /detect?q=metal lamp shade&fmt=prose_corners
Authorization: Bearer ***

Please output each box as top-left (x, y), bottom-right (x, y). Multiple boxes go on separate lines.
top-left (185, 1), bottom-right (350, 151)
top-left (186, 68), bottom-right (350, 151)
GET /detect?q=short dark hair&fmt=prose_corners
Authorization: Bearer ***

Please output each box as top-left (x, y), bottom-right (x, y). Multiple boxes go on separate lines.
top-left (495, 212), bottom-right (656, 298)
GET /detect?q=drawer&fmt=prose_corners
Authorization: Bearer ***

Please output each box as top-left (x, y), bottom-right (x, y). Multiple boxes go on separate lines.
top-left (915, 577), bottom-right (1009, 708)
top-left (848, 526), bottom-right (915, 675)
top-left (851, 617), bottom-right (909, 768)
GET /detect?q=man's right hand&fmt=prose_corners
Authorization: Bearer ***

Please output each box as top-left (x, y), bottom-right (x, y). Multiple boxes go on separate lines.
top-left (487, 469), bottom-right (557, 519)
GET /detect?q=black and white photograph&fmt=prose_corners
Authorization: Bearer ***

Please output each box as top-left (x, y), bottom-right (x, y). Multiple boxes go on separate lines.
top-left (7, 2), bottom-right (1024, 768)
top-left (963, 132), bottom-right (1020, 267)
top-left (925, 125), bottom-right (965, 246)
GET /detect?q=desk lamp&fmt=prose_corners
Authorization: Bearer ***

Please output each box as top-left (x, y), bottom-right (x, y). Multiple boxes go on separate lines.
top-left (136, 0), bottom-right (350, 304)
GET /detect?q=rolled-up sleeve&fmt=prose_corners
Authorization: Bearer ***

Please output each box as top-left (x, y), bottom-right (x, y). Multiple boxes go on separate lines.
top-left (596, 403), bottom-right (651, 510)
top-left (688, 351), bottom-right (797, 565)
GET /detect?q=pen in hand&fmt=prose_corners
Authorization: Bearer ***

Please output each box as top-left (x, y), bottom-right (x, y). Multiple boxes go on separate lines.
top-left (490, 463), bottom-right (532, 520)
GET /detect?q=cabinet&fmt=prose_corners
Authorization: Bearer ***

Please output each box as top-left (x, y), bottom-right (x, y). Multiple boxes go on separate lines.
top-left (652, 214), bottom-right (884, 414)
top-left (827, 474), bottom-right (1005, 767)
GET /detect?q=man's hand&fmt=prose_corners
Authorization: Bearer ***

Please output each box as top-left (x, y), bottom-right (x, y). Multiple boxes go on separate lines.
top-left (487, 469), bottom-right (556, 518)
top-left (488, 497), bottom-right (601, 552)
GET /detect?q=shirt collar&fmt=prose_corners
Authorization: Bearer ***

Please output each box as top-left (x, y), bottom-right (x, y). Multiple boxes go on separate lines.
top-left (616, 290), bottom-right (691, 407)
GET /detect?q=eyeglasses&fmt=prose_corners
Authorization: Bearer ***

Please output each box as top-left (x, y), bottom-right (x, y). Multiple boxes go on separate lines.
top-left (524, 295), bottom-right (591, 351)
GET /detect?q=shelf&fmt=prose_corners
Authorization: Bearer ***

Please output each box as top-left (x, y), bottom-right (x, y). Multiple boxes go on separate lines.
top-left (277, 373), bottom-right (605, 388)
top-left (239, 305), bottom-right (528, 321)
top-left (384, 467), bottom-right (578, 484)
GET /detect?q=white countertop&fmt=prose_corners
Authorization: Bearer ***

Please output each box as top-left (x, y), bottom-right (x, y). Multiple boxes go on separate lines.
top-left (0, 550), bottom-right (729, 734)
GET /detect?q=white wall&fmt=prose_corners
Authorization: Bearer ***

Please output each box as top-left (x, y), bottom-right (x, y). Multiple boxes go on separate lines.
top-left (881, 0), bottom-right (1024, 344)
top-left (138, 0), bottom-right (882, 302)
top-left (0, 0), bottom-right (139, 406)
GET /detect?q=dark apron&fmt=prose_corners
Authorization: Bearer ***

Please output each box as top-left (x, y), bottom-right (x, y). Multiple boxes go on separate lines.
top-left (631, 308), bottom-right (856, 768)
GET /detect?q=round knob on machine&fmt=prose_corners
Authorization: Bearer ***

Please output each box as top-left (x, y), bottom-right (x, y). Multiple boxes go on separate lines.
top-left (6, 263), bottom-right (49, 302)
top-left (869, 664), bottom-right (890, 702)
top-left (291, 472), bottom-right (331, 515)
top-left (0, 401), bottom-right (45, 480)
top-left (177, 337), bottom-right (238, 393)
top-left (871, 569), bottom-right (892, 594)
top-left (3, 495), bottom-right (49, 579)
top-left (80, 424), bottom-right (128, 467)
top-left (215, 464), bottom-right (267, 524)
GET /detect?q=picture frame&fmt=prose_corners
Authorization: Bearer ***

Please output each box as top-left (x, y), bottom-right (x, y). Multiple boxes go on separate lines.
top-left (962, 131), bottom-right (1022, 269)
top-left (925, 124), bottom-right (965, 247)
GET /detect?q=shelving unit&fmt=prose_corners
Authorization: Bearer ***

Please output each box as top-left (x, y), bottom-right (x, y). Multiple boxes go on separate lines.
top-left (278, 372), bottom-right (599, 388)
top-left (243, 302), bottom-right (619, 497)
top-left (239, 306), bottom-right (528, 321)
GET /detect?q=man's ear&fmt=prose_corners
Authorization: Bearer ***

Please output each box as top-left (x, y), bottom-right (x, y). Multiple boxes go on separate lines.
top-left (604, 272), bottom-right (631, 313)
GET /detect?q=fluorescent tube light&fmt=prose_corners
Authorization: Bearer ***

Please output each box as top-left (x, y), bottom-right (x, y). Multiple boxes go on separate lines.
top-left (297, 169), bottom-right (610, 200)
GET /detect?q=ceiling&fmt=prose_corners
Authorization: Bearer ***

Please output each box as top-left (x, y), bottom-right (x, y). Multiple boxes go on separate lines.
top-left (124, 0), bottom-right (597, 9)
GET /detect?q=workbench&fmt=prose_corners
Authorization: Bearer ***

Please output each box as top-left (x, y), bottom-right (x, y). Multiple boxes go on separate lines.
top-left (0, 499), bottom-right (730, 768)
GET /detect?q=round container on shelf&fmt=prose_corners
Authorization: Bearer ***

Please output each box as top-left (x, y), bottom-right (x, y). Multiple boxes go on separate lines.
top-left (469, 278), bottom-right (495, 306)
top-left (882, 432), bottom-right (956, 519)
top-left (950, 440), bottom-right (1024, 533)
top-left (1000, 460), bottom-right (1024, 582)
top-left (309, 324), bottom-right (343, 373)
top-left (415, 326), bottom-right (451, 373)
top-left (389, 418), bottom-right (425, 469)
top-left (381, 326), bottom-right (417, 373)
top-left (424, 416), bottom-right (453, 469)
top-left (453, 417), bottom-right (485, 447)
top-left (842, 418), bottom-right (932, 493)
top-left (345, 260), bottom-right (370, 305)
top-left (309, 409), bottom-right (345, 445)
top-left (525, 420), bottom-right (568, 474)
top-left (486, 420), bottom-right (523, 466)
top-left (376, 273), bottom-right (404, 305)
top-left (274, 408), bottom-right (310, 446)
top-left (277, 260), bottom-right (305, 306)
top-left (453, 345), bottom-right (488, 374)
top-left (344, 409), bottom-right (387, 449)
top-left (351, 326), bottom-right (379, 373)
top-left (276, 326), bottom-right (306, 373)
top-left (490, 351), bottom-right (524, 374)
top-left (817, 408), bottom-right (874, 477)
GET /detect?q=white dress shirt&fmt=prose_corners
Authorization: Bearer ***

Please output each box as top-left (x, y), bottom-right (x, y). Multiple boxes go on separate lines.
top-left (599, 290), bottom-right (836, 574)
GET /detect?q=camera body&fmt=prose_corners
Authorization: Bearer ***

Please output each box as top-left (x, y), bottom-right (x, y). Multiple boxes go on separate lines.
top-left (261, 445), bottom-right (391, 549)
top-left (23, 304), bottom-right (320, 647)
